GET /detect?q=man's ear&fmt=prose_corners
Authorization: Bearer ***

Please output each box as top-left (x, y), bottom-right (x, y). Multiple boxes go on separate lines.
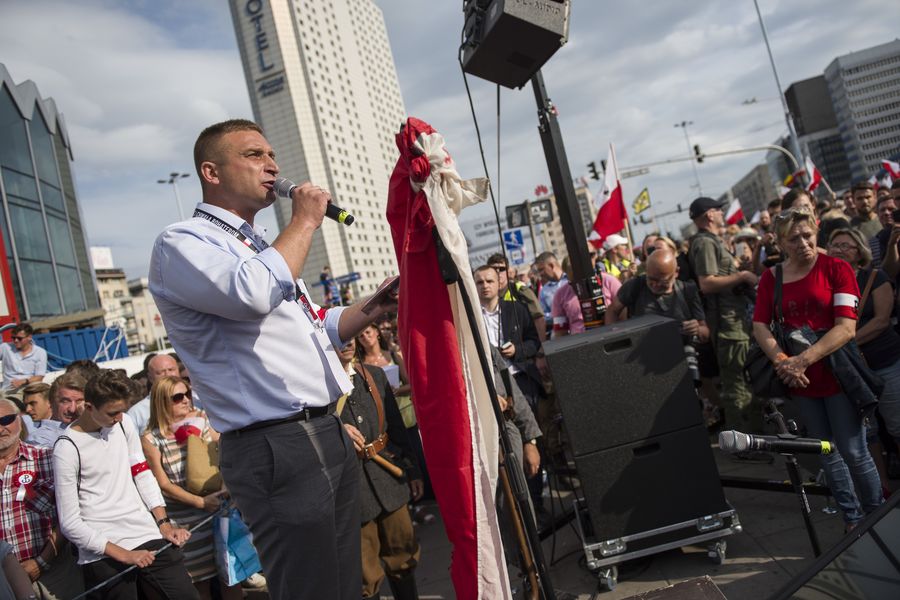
top-left (200, 161), bottom-right (219, 185)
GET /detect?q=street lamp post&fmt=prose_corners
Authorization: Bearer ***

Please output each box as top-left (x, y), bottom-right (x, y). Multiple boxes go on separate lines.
top-left (752, 0), bottom-right (805, 170)
top-left (674, 120), bottom-right (703, 196)
top-left (157, 172), bottom-right (190, 220)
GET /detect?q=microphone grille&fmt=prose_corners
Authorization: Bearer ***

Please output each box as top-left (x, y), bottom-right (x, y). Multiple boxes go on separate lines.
top-left (272, 177), bottom-right (293, 198)
top-left (718, 430), bottom-right (750, 453)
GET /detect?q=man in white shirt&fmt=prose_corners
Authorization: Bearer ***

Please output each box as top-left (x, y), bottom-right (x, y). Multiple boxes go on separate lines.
top-left (149, 119), bottom-right (396, 600)
top-left (126, 354), bottom-right (179, 434)
top-left (52, 369), bottom-right (197, 598)
top-left (1, 324), bottom-right (47, 391)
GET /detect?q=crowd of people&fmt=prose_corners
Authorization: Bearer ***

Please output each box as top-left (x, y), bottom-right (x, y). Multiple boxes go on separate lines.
top-left (1, 112), bottom-right (898, 600)
top-left (501, 179), bottom-right (900, 533)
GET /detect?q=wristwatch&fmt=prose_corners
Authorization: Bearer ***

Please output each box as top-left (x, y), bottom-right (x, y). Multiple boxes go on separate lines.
top-left (35, 555), bottom-right (50, 572)
top-left (156, 517), bottom-right (173, 527)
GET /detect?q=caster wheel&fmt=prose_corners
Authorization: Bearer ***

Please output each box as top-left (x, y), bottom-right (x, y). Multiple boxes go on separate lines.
top-left (708, 540), bottom-right (726, 565)
top-left (599, 565), bottom-right (618, 591)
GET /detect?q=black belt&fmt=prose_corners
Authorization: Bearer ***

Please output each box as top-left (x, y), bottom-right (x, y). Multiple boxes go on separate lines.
top-left (225, 404), bottom-right (335, 436)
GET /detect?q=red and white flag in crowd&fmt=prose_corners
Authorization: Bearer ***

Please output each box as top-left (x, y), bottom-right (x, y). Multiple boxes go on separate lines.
top-left (587, 143), bottom-right (626, 248)
top-left (387, 118), bottom-right (511, 600)
top-left (750, 210), bottom-right (761, 225)
top-left (805, 156), bottom-right (823, 192)
top-left (878, 173), bottom-right (894, 190)
top-left (883, 159), bottom-right (900, 179)
top-left (725, 199), bottom-right (744, 225)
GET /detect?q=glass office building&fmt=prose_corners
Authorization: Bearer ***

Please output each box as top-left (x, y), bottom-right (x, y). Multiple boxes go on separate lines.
top-left (0, 64), bottom-right (99, 322)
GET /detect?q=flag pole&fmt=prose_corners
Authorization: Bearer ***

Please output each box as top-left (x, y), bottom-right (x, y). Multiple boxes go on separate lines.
top-left (611, 144), bottom-right (636, 260)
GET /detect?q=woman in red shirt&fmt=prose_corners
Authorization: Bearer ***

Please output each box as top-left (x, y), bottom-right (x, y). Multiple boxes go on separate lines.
top-left (752, 209), bottom-right (882, 529)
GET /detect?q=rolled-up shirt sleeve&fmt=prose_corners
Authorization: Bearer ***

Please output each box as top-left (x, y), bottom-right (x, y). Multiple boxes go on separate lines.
top-left (151, 227), bottom-right (296, 321)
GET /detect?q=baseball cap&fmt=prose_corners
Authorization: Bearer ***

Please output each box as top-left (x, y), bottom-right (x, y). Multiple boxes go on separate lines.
top-left (603, 234), bottom-right (629, 252)
top-left (689, 196), bottom-right (727, 220)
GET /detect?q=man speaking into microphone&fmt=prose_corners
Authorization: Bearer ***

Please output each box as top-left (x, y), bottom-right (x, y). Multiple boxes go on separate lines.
top-left (148, 119), bottom-right (394, 600)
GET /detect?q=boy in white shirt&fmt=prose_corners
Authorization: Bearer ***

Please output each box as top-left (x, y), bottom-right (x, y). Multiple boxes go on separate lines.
top-left (53, 369), bottom-right (198, 599)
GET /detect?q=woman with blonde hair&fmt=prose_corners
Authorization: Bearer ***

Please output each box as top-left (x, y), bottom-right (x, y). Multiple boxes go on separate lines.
top-left (753, 209), bottom-right (882, 530)
top-left (141, 376), bottom-right (241, 599)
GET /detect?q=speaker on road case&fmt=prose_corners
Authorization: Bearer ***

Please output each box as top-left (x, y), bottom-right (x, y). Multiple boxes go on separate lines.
top-left (461, 0), bottom-right (571, 89)
top-left (574, 424), bottom-right (729, 540)
top-left (543, 314), bottom-right (703, 457)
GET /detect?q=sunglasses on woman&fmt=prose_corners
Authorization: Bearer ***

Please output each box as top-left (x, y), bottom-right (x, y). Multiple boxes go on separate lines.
top-left (171, 390), bottom-right (193, 403)
top-left (0, 414), bottom-right (18, 426)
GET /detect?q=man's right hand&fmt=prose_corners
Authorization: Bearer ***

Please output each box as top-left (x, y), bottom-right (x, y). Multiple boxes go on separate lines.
top-left (20, 559), bottom-right (40, 582)
top-left (740, 271), bottom-right (759, 287)
top-left (289, 182), bottom-right (331, 231)
top-left (122, 550), bottom-right (155, 568)
top-left (343, 424), bottom-right (366, 452)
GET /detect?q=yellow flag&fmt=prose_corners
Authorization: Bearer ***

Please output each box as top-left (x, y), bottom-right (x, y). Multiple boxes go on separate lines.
top-left (632, 188), bottom-right (651, 214)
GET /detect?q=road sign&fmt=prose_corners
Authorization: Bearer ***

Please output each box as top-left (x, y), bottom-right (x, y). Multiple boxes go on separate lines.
top-left (506, 204), bottom-right (528, 229)
top-left (530, 199), bottom-right (554, 224)
top-left (632, 188), bottom-right (651, 214)
top-left (503, 228), bottom-right (527, 266)
top-left (620, 167), bottom-right (649, 179)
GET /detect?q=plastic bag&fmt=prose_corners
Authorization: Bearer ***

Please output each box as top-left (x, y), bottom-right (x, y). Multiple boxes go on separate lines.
top-left (214, 507), bottom-right (262, 586)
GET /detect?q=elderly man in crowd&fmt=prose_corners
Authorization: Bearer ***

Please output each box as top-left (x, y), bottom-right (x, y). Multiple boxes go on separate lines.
top-left (0, 399), bottom-right (83, 598)
top-left (49, 373), bottom-right (86, 427)
top-left (126, 353), bottom-right (180, 433)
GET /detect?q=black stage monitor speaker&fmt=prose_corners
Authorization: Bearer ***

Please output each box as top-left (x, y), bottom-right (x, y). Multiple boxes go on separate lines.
top-left (461, 0), bottom-right (571, 89)
top-left (543, 315), bottom-right (703, 457)
top-left (575, 424), bottom-right (729, 540)
top-left (773, 490), bottom-right (900, 599)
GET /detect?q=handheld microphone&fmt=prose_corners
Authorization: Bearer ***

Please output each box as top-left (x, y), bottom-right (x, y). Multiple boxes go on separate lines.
top-left (273, 177), bottom-right (355, 226)
top-left (718, 430), bottom-right (833, 455)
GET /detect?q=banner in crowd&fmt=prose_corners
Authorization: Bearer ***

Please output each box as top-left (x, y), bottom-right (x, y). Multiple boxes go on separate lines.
top-left (588, 143), bottom-right (626, 248)
top-left (386, 117), bottom-right (512, 600)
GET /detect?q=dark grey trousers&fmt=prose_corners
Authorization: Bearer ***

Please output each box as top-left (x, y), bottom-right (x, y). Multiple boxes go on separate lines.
top-left (220, 414), bottom-right (361, 600)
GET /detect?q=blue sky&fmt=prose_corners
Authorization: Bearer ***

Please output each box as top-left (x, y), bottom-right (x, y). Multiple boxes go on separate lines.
top-left (1, 0), bottom-right (898, 276)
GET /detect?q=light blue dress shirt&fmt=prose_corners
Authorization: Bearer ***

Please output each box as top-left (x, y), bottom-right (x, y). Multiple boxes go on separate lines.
top-left (539, 275), bottom-right (566, 321)
top-left (0, 342), bottom-right (47, 389)
top-left (127, 396), bottom-right (151, 434)
top-left (149, 203), bottom-right (353, 433)
top-left (25, 418), bottom-right (63, 448)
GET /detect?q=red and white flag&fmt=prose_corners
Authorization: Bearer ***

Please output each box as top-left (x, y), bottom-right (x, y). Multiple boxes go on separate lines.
top-left (883, 159), bottom-right (900, 179)
top-left (587, 143), bottom-right (627, 248)
top-left (725, 199), bottom-right (744, 225)
top-left (387, 118), bottom-right (511, 600)
top-left (878, 173), bottom-right (893, 190)
top-left (750, 210), bottom-right (761, 225)
top-left (869, 174), bottom-right (879, 189)
top-left (805, 156), bottom-right (823, 192)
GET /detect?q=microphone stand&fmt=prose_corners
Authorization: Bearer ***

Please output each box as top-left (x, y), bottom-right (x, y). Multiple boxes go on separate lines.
top-left (432, 230), bottom-right (556, 599)
top-left (763, 399), bottom-right (822, 556)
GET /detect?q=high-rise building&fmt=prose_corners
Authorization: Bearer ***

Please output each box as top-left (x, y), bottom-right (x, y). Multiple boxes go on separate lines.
top-left (229, 0), bottom-right (406, 301)
top-left (785, 75), bottom-right (852, 193)
top-left (825, 39), bottom-right (900, 182)
top-left (0, 64), bottom-right (101, 328)
top-left (730, 164), bottom-right (778, 219)
top-left (539, 185), bottom-right (596, 258)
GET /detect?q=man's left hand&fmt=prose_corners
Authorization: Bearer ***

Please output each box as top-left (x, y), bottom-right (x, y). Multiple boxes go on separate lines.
top-left (500, 343), bottom-right (516, 358)
top-left (681, 320), bottom-right (700, 338)
top-left (523, 442), bottom-right (541, 479)
top-left (20, 558), bottom-right (40, 582)
top-left (160, 523), bottom-right (191, 547)
top-left (409, 479), bottom-right (424, 501)
top-left (11, 378), bottom-right (27, 388)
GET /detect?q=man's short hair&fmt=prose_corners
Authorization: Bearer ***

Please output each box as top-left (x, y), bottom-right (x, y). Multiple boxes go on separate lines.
top-left (22, 382), bottom-right (50, 401)
top-left (50, 372), bottom-right (87, 406)
top-left (193, 119), bottom-right (263, 178)
top-left (876, 193), bottom-right (897, 208)
top-left (486, 253), bottom-right (508, 267)
top-left (535, 251), bottom-right (557, 264)
top-left (767, 198), bottom-right (782, 211)
top-left (84, 369), bottom-right (135, 408)
top-left (852, 180), bottom-right (874, 194)
top-left (11, 323), bottom-right (33, 337)
top-left (473, 265), bottom-right (496, 277)
top-left (781, 187), bottom-right (810, 211)
top-left (65, 359), bottom-right (100, 379)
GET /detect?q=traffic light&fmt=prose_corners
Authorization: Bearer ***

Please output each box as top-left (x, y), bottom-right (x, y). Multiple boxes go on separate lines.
top-left (632, 217), bottom-right (638, 226)
top-left (588, 161), bottom-right (600, 180)
top-left (694, 144), bottom-right (704, 163)
top-left (601, 159), bottom-right (607, 172)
